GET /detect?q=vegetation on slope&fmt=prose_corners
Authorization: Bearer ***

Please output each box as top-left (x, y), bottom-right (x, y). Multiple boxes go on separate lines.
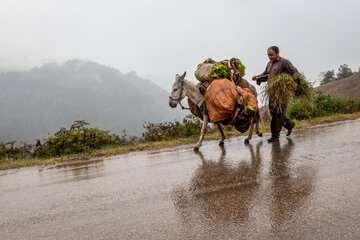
top-left (2, 88), bottom-right (360, 170)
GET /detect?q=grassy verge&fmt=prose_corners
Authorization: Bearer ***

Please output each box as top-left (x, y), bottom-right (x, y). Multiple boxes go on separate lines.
top-left (1, 112), bottom-right (360, 170)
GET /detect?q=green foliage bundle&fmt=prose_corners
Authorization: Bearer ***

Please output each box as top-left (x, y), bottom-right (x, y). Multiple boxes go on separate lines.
top-left (142, 115), bottom-right (203, 141)
top-left (210, 63), bottom-right (228, 79)
top-left (264, 73), bottom-right (297, 113)
top-left (237, 59), bottom-right (246, 76)
top-left (295, 73), bottom-right (313, 101)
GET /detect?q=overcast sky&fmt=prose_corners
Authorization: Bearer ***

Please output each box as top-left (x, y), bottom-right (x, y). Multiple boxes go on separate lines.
top-left (1, 0), bottom-right (359, 88)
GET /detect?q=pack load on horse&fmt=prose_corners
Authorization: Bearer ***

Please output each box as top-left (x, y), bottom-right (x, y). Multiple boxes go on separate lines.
top-left (196, 57), bottom-right (259, 133)
top-left (169, 57), bottom-right (262, 151)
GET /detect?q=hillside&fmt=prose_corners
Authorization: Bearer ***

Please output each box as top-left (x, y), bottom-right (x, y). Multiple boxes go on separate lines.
top-left (315, 72), bottom-right (360, 99)
top-left (0, 60), bottom-right (185, 142)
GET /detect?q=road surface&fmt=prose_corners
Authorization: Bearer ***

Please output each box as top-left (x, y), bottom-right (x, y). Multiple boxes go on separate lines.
top-left (1, 119), bottom-right (360, 239)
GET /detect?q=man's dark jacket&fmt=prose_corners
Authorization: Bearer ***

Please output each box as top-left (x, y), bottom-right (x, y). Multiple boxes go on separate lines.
top-left (257, 57), bottom-right (300, 84)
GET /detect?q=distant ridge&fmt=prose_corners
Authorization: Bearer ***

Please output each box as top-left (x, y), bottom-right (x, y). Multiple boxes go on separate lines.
top-left (0, 60), bottom-right (185, 142)
top-left (315, 72), bottom-right (360, 99)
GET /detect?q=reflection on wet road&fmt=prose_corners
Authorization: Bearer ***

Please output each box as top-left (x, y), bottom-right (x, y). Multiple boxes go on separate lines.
top-left (1, 119), bottom-right (360, 239)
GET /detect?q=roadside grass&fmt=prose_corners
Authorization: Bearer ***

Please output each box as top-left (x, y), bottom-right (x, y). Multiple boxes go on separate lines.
top-left (1, 112), bottom-right (360, 170)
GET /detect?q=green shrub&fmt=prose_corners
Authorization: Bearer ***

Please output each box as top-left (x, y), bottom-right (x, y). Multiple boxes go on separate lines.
top-left (35, 120), bottom-right (136, 157)
top-left (289, 91), bottom-right (360, 120)
top-left (0, 120), bottom-right (137, 159)
top-left (288, 101), bottom-right (314, 120)
top-left (314, 91), bottom-right (341, 115)
top-left (355, 98), bottom-right (360, 111)
top-left (142, 115), bottom-right (203, 141)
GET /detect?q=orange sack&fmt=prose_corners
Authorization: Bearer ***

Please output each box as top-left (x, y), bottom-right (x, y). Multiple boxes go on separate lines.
top-left (204, 79), bottom-right (238, 123)
top-left (236, 87), bottom-right (258, 112)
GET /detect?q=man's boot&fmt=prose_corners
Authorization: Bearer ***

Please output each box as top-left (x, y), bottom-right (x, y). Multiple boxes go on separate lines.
top-left (267, 136), bottom-right (279, 142)
top-left (283, 116), bottom-right (295, 136)
top-left (286, 122), bottom-right (295, 136)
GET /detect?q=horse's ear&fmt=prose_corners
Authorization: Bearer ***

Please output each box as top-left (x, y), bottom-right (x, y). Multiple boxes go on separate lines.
top-left (180, 71), bottom-right (186, 79)
top-left (175, 74), bottom-right (180, 81)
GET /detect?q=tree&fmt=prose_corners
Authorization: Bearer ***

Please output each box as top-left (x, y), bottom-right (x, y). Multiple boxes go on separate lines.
top-left (320, 70), bottom-right (335, 85)
top-left (336, 64), bottom-right (353, 80)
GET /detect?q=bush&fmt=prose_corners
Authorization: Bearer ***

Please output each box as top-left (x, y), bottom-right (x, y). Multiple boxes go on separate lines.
top-left (0, 141), bottom-right (26, 159)
top-left (355, 98), bottom-right (360, 111)
top-left (288, 91), bottom-right (360, 120)
top-left (288, 101), bottom-right (314, 120)
top-left (0, 120), bottom-right (136, 159)
top-left (313, 91), bottom-right (341, 114)
top-left (33, 120), bottom-right (136, 157)
top-left (142, 115), bottom-right (203, 141)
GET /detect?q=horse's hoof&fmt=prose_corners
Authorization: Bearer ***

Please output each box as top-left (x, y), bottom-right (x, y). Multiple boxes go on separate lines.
top-left (244, 139), bottom-right (250, 144)
top-left (219, 141), bottom-right (224, 146)
top-left (258, 133), bottom-right (263, 137)
top-left (193, 147), bottom-right (199, 151)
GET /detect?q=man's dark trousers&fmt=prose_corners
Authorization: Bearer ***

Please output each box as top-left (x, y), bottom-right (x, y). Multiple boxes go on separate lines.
top-left (270, 106), bottom-right (295, 138)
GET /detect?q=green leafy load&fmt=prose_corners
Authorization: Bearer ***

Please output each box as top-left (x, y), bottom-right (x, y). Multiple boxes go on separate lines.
top-left (295, 73), bottom-right (313, 101)
top-left (237, 59), bottom-right (246, 77)
top-left (264, 73), bottom-right (298, 113)
top-left (264, 73), bottom-right (313, 114)
top-left (209, 63), bottom-right (228, 79)
top-left (209, 59), bottom-right (246, 80)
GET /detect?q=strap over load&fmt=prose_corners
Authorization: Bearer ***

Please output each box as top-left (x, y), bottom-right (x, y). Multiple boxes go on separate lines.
top-left (204, 79), bottom-right (239, 123)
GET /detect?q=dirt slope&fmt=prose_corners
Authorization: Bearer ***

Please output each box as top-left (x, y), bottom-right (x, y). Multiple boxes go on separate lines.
top-left (315, 72), bottom-right (360, 99)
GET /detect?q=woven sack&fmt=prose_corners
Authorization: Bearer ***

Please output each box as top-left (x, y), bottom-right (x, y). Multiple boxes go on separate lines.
top-left (194, 62), bottom-right (216, 82)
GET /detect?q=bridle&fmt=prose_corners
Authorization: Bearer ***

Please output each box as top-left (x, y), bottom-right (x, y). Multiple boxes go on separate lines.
top-left (169, 80), bottom-right (190, 110)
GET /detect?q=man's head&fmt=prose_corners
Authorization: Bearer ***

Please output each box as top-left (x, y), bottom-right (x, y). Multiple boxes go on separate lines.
top-left (267, 46), bottom-right (279, 61)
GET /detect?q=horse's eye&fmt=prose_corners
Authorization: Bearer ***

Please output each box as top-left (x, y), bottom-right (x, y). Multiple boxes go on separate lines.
top-left (173, 88), bottom-right (178, 92)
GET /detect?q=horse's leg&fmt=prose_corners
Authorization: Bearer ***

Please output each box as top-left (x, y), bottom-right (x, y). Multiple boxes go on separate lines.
top-left (194, 113), bottom-right (209, 151)
top-left (245, 121), bottom-right (254, 144)
top-left (217, 123), bottom-right (225, 146)
top-left (255, 112), bottom-right (263, 137)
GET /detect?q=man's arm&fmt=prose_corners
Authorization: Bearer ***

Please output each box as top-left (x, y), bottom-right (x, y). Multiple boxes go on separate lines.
top-left (252, 63), bottom-right (269, 84)
top-left (285, 60), bottom-right (300, 84)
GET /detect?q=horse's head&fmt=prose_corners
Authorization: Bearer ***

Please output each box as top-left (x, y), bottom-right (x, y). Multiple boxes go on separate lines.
top-left (169, 71), bottom-right (187, 108)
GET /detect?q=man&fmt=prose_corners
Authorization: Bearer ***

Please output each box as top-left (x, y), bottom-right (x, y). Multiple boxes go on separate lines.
top-left (252, 46), bottom-right (299, 142)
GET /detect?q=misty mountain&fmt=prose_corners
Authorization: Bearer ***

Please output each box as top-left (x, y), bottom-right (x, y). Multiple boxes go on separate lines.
top-left (0, 60), bottom-right (185, 143)
top-left (144, 73), bottom-right (174, 91)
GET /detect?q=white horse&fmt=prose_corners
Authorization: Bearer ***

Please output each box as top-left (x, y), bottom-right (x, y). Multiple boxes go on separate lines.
top-left (169, 72), bottom-right (262, 151)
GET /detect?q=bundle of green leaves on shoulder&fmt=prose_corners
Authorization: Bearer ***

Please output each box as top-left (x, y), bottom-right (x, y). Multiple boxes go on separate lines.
top-left (264, 73), bottom-right (313, 113)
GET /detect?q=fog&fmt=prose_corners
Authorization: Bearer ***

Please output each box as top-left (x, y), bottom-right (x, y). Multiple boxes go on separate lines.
top-left (1, 0), bottom-right (359, 90)
top-left (0, 60), bottom-right (185, 142)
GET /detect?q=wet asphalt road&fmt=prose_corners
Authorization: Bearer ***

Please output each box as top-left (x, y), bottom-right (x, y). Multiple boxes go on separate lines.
top-left (1, 119), bottom-right (360, 240)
